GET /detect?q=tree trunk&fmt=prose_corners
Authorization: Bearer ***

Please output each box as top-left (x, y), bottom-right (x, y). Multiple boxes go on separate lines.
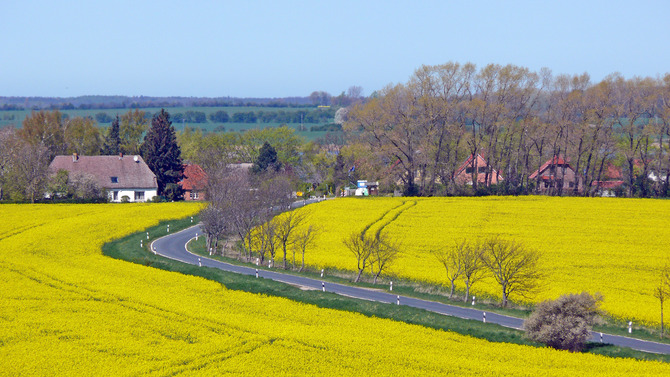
top-left (464, 282), bottom-right (470, 303)
top-left (300, 250), bottom-right (305, 272)
top-left (449, 280), bottom-right (455, 299)
top-left (355, 268), bottom-right (364, 283)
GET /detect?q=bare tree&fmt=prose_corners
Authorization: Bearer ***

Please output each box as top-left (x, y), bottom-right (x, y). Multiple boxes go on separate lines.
top-left (480, 236), bottom-right (544, 308)
top-left (460, 239), bottom-right (487, 302)
top-left (343, 231), bottom-right (374, 282)
top-left (200, 205), bottom-right (227, 255)
top-left (654, 266), bottom-right (670, 337)
top-left (273, 210), bottom-right (307, 269)
top-left (293, 224), bottom-right (320, 272)
top-left (369, 232), bottom-right (401, 284)
top-left (432, 240), bottom-right (465, 299)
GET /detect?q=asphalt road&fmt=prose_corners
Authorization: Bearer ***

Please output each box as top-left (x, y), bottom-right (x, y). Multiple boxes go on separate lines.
top-left (152, 223), bottom-right (670, 355)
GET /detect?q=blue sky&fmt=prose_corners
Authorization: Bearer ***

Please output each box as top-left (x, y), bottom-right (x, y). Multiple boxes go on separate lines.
top-left (1, 1), bottom-right (668, 98)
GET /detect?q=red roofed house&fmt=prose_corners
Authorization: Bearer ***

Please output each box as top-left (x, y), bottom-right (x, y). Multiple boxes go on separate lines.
top-left (49, 153), bottom-right (158, 202)
top-left (454, 154), bottom-right (504, 186)
top-left (179, 164), bottom-right (208, 201)
top-left (591, 164), bottom-right (624, 197)
top-left (529, 156), bottom-right (582, 194)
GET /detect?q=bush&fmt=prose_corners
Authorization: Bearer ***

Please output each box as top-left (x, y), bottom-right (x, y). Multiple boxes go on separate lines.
top-left (524, 292), bottom-right (603, 352)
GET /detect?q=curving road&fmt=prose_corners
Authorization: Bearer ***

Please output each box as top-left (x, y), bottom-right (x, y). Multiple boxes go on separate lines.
top-left (152, 224), bottom-right (670, 355)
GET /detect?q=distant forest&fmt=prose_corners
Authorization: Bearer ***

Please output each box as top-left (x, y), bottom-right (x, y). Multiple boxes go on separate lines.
top-left (0, 95), bottom-right (314, 111)
top-left (0, 90), bottom-right (362, 111)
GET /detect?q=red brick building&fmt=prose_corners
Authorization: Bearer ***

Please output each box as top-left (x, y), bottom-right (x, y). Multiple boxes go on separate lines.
top-left (179, 164), bottom-right (207, 201)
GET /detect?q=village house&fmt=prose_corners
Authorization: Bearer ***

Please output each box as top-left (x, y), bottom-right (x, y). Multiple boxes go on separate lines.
top-left (454, 154), bottom-right (504, 186)
top-left (179, 164), bottom-right (208, 201)
top-left (591, 164), bottom-right (625, 197)
top-left (529, 156), bottom-right (582, 194)
top-left (49, 153), bottom-right (158, 202)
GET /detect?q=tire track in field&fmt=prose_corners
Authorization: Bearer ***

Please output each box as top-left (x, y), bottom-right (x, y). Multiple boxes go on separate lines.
top-left (364, 200), bottom-right (417, 238)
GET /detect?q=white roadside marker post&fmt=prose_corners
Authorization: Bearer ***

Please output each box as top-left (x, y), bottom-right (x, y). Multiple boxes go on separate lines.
top-left (600, 333), bottom-right (603, 343)
top-left (146, 232), bottom-right (149, 240)
top-left (321, 269), bottom-right (324, 278)
top-left (198, 257), bottom-right (201, 267)
top-left (397, 295), bottom-right (400, 305)
top-left (322, 282), bottom-right (325, 292)
top-left (483, 312), bottom-right (486, 323)
top-left (195, 233), bottom-right (198, 241)
top-left (390, 281), bottom-right (393, 291)
top-left (140, 240), bottom-right (143, 248)
top-left (628, 321), bottom-right (632, 334)
top-left (167, 224), bottom-right (170, 233)
top-left (190, 216), bottom-right (193, 223)
top-left (472, 296), bottom-right (476, 306)
top-left (255, 269), bottom-right (259, 278)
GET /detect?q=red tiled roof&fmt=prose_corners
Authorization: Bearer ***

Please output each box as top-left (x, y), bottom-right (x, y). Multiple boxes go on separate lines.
top-left (454, 154), bottom-right (504, 183)
top-left (529, 156), bottom-right (572, 179)
top-left (49, 155), bottom-right (157, 189)
top-left (179, 164), bottom-right (208, 191)
top-left (591, 180), bottom-right (624, 189)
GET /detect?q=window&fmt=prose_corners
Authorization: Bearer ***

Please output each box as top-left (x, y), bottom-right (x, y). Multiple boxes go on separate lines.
top-left (134, 191), bottom-right (145, 201)
top-left (478, 167), bottom-right (486, 174)
top-left (569, 182), bottom-right (574, 188)
top-left (112, 191), bottom-right (118, 201)
top-left (465, 167), bottom-right (473, 174)
top-left (110, 176), bottom-right (118, 183)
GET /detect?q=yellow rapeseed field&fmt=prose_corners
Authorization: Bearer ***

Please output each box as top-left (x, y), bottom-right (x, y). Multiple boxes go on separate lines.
top-left (2, 203), bottom-right (670, 374)
top-left (294, 197), bottom-right (670, 325)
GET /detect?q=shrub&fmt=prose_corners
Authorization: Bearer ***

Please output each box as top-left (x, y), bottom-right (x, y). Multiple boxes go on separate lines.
top-left (524, 292), bottom-right (603, 352)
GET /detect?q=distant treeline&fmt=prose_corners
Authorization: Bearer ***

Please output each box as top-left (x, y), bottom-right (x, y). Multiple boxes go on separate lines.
top-left (0, 96), bottom-right (317, 111)
top-left (92, 108), bottom-right (337, 124)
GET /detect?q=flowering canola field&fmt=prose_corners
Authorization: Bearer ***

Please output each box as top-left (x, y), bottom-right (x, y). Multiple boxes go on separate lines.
top-left (295, 197), bottom-right (670, 325)
top-left (2, 204), bottom-right (669, 375)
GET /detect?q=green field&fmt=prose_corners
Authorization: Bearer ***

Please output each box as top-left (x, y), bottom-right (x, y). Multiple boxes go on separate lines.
top-left (0, 105), bottom-right (338, 140)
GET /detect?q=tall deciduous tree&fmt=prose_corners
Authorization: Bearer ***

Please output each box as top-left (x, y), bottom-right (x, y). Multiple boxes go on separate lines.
top-left (18, 110), bottom-right (66, 159)
top-left (120, 109), bottom-right (148, 154)
top-left (64, 116), bottom-right (102, 155)
top-left (141, 109), bottom-right (184, 200)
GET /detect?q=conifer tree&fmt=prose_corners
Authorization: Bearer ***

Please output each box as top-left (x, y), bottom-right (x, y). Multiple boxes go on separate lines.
top-left (101, 116), bottom-right (121, 155)
top-left (253, 141), bottom-right (280, 173)
top-left (141, 109), bottom-right (184, 200)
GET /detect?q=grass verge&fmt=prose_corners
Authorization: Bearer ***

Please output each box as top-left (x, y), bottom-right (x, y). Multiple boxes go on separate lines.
top-left (103, 216), bottom-right (670, 363)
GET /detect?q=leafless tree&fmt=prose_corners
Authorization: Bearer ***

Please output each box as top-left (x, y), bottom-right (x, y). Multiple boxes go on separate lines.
top-left (273, 210), bottom-right (307, 269)
top-left (654, 266), bottom-right (670, 337)
top-left (292, 224), bottom-right (320, 272)
top-left (480, 235), bottom-right (544, 308)
top-left (432, 240), bottom-right (465, 299)
top-left (369, 232), bottom-right (401, 284)
top-left (200, 205), bottom-right (228, 255)
top-left (343, 231), bottom-right (374, 282)
top-left (460, 239), bottom-right (487, 302)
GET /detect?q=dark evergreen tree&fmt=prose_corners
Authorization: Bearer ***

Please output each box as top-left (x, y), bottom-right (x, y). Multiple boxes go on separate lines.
top-left (253, 141), bottom-right (280, 173)
top-left (140, 109), bottom-right (184, 201)
top-left (101, 115), bottom-right (121, 155)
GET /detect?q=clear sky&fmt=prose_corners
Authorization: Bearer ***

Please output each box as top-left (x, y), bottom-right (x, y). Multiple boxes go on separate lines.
top-left (1, 0), bottom-right (668, 98)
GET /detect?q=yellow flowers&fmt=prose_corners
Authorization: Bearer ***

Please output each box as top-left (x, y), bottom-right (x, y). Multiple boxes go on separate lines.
top-left (1, 202), bottom-right (670, 375)
top-left (295, 197), bottom-right (670, 325)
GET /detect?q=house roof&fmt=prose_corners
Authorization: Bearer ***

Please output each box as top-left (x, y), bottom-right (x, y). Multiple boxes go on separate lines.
top-left (454, 153), bottom-right (504, 183)
top-left (179, 164), bottom-right (208, 191)
top-left (49, 154), bottom-right (157, 189)
top-left (529, 156), bottom-right (572, 179)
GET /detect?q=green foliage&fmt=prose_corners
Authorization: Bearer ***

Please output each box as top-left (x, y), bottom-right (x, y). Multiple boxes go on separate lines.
top-left (209, 110), bottom-right (229, 123)
top-left (253, 141), bottom-right (279, 173)
top-left (140, 109), bottom-right (184, 200)
top-left (101, 116), bottom-right (121, 155)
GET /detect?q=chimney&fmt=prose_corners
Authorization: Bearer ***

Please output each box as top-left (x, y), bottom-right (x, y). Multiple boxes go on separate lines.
top-left (119, 153), bottom-right (123, 160)
top-left (72, 153), bottom-right (78, 162)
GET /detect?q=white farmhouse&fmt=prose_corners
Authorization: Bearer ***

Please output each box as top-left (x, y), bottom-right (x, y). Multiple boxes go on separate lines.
top-left (49, 153), bottom-right (158, 202)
